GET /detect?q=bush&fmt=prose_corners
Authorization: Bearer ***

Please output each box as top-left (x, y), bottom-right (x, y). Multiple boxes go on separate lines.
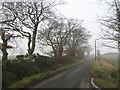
top-left (4, 54), bottom-right (81, 88)
top-left (16, 55), bottom-right (25, 60)
top-left (6, 60), bottom-right (40, 80)
top-left (8, 60), bottom-right (83, 88)
top-left (2, 71), bottom-right (16, 89)
top-left (34, 55), bottom-right (56, 70)
top-left (3, 54), bottom-right (57, 88)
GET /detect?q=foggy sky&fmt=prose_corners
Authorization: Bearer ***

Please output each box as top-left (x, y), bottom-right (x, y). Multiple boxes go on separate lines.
top-left (0, 0), bottom-right (118, 56)
top-left (55, 0), bottom-right (117, 54)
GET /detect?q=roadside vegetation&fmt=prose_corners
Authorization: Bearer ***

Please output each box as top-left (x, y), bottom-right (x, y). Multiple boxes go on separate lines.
top-left (8, 58), bottom-right (84, 88)
top-left (91, 57), bottom-right (118, 88)
top-left (3, 54), bottom-right (84, 89)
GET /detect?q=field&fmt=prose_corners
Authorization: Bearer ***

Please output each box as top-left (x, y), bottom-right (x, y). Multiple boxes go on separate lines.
top-left (101, 53), bottom-right (118, 66)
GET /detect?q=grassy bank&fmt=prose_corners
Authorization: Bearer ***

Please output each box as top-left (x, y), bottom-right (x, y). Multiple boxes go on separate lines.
top-left (8, 60), bottom-right (84, 88)
top-left (90, 59), bottom-right (118, 88)
top-left (102, 53), bottom-right (118, 66)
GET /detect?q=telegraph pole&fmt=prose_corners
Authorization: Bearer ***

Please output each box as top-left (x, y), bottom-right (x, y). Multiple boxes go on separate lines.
top-left (95, 40), bottom-right (96, 61)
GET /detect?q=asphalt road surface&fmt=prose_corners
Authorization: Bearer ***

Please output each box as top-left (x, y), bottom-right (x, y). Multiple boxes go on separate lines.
top-left (28, 56), bottom-right (93, 89)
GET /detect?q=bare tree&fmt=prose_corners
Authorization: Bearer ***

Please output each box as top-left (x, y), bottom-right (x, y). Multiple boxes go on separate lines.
top-left (2, 1), bottom-right (63, 60)
top-left (0, 2), bottom-right (21, 70)
top-left (65, 21), bottom-right (91, 60)
top-left (38, 18), bottom-right (90, 63)
top-left (99, 0), bottom-right (120, 49)
top-left (38, 18), bottom-right (72, 63)
top-left (0, 29), bottom-right (18, 70)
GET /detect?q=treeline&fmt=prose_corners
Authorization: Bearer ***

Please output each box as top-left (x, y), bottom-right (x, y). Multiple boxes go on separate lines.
top-left (38, 18), bottom-right (90, 64)
top-left (0, 1), bottom-right (90, 68)
top-left (0, 1), bottom-right (91, 88)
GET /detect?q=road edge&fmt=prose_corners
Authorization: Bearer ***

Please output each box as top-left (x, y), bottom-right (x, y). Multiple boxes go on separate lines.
top-left (91, 78), bottom-right (102, 90)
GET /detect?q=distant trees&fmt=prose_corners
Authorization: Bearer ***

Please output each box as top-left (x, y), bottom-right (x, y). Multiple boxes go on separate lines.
top-left (38, 18), bottom-right (91, 63)
top-left (65, 20), bottom-right (90, 60)
top-left (84, 45), bottom-right (92, 56)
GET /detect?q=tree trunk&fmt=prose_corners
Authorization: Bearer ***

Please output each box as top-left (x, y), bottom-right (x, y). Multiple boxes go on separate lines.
top-left (28, 50), bottom-right (33, 60)
top-left (54, 50), bottom-right (58, 60)
top-left (2, 42), bottom-right (8, 70)
top-left (58, 47), bottom-right (63, 64)
top-left (28, 34), bottom-right (32, 60)
top-left (28, 25), bottom-right (37, 60)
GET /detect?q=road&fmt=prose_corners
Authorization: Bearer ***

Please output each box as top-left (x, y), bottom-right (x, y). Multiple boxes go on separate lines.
top-left (29, 57), bottom-right (93, 88)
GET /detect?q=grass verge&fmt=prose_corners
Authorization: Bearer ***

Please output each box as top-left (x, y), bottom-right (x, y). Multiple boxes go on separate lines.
top-left (90, 59), bottom-right (118, 88)
top-left (8, 60), bottom-right (85, 88)
top-left (94, 77), bottom-right (116, 88)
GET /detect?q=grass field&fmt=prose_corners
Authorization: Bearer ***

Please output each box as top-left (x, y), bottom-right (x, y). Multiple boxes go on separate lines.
top-left (101, 53), bottom-right (118, 66)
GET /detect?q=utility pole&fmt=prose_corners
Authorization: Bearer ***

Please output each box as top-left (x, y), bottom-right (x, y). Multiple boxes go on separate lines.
top-left (95, 40), bottom-right (96, 61)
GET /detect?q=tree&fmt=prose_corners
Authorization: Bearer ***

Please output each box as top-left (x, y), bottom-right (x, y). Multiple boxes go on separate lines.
top-left (65, 21), bottom-right (91, 60)
top-left (0, 29), bottom-right (12, 70)
top-left (38, 18), bottom-right (73, 63)
top-left (38, 18), bottom-right (90, 63)
top-left (2, 1), bottom-right (63, 60)
top-left (0, 2), bottom-right (20, 70)
top-left (100, 0), bottom-right (120, 49)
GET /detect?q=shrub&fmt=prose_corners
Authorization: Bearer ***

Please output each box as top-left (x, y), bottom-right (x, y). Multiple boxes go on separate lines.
top-left (3, 54), bottom-right (57, 88)
top-left (6, 60), bottom-right (40, 80)
top-left (16, 55), bottom-right (25, 60)
top-left (2, 71), bottom-right (16, 89)
top-left (34, 55), bottom-right (56, 70)
top-left (8, 60), bottom-right (83, 88)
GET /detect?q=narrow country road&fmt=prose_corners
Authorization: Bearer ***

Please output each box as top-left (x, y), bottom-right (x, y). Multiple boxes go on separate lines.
top-left (29, 56), bottom-right (93, 88)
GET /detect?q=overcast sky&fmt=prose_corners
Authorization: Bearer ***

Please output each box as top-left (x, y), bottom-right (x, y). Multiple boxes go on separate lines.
top-left (55, 0), bottom-right (118, 54)
top-left (0, 0), bottom-right (118, 56)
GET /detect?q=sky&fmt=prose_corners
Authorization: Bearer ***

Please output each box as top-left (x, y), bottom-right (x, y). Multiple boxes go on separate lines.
top-left (55, 0), bottom-right (118, 54)
top-left (0, 0), bottom-right (118, 56)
